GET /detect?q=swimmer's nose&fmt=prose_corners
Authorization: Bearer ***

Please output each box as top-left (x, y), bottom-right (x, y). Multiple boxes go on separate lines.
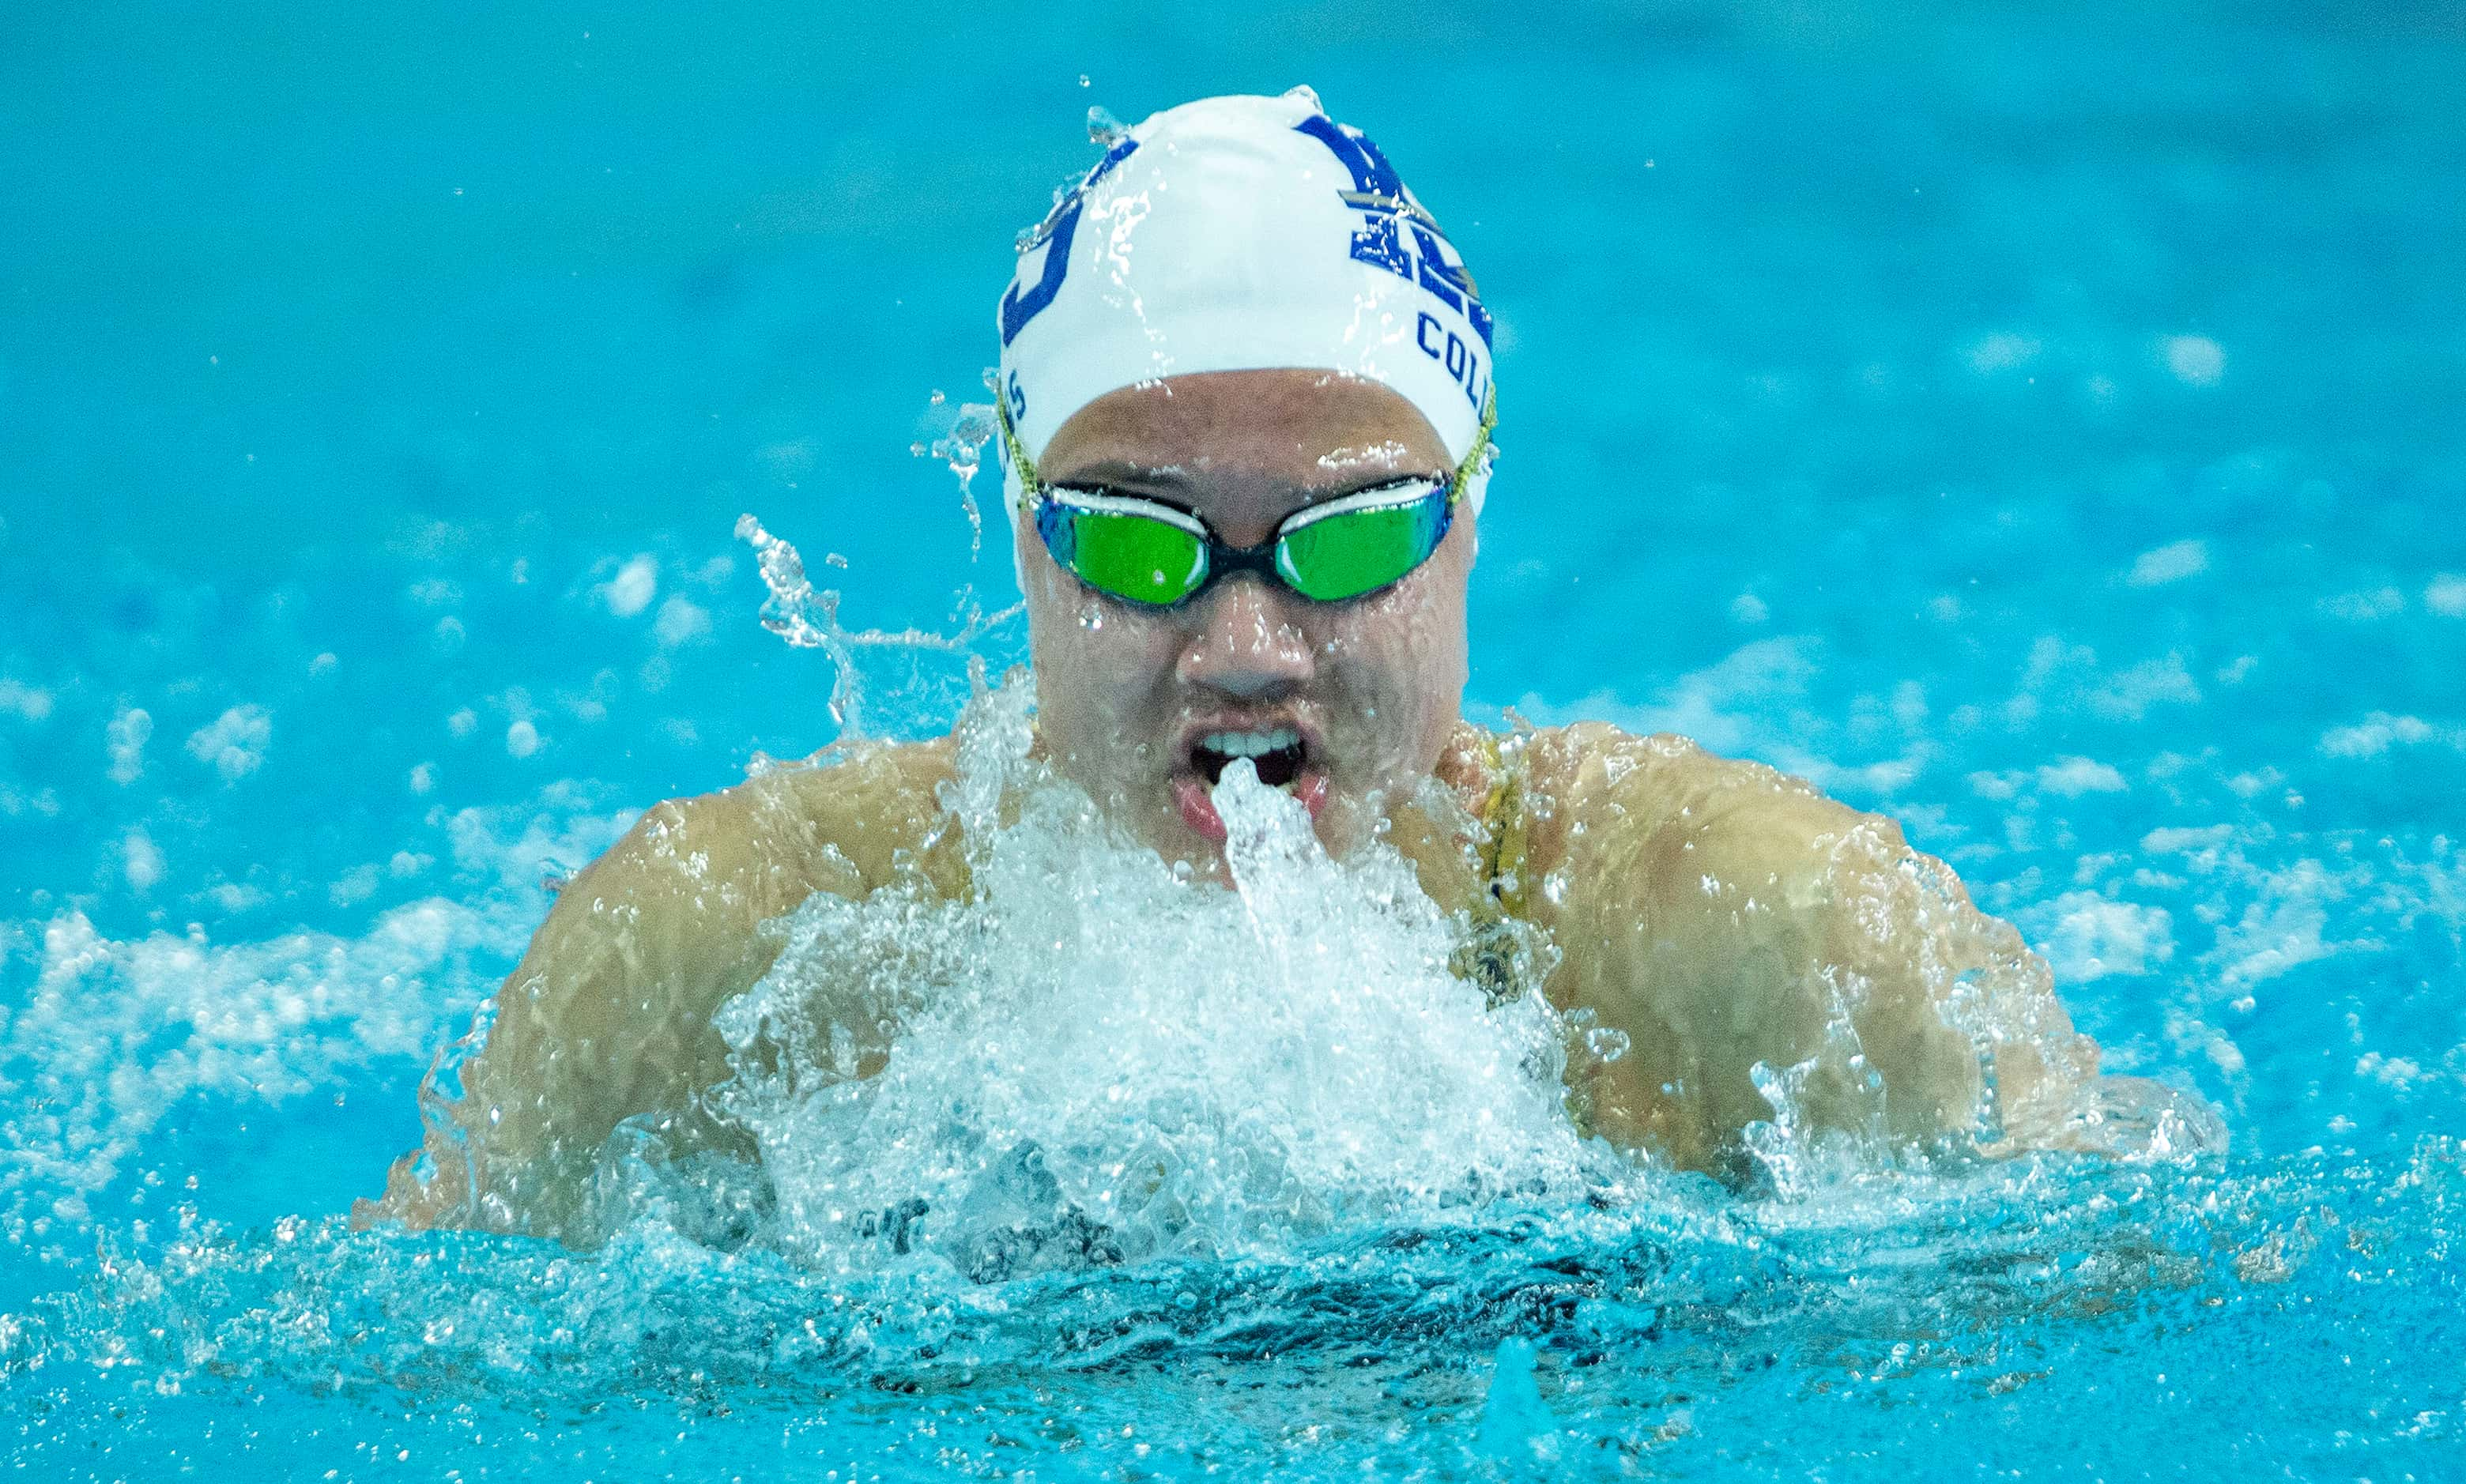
top-left (1175, 575), bottom-right (1314, 698)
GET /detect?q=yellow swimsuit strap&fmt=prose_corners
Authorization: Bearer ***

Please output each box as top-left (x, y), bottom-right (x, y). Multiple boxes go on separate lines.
top-left (1472, 729), bottom-right (1532, 919)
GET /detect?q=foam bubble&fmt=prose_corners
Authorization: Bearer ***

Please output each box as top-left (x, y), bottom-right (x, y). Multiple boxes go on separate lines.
top-left (1963, 332), bottom-right (2041, 375)
top-left (185, 705), bottom-right (271, 783)
top-left (596, 555), bottom-right (659, 618)
top-left (2162, 334), bottom-right (2225, 386)
top-left (2036, 756), bottom-right (2129, 797)
top-left (2088, 653), bottom-right (2200, 721)
top-left (653, 595), bottom-right (711, 648)
top-left (105, 706), bottom-right (153, 785)
top-left (2321, 586), bottom-right (2406, 622)
top-left (2028, 891), bottom-right (2174, 982)
top-left (0, 680), bottom-right (53, 724)
top-left (120, 828), bottom-right (164, 894)
top-left (2320, 712), bottom-right (2457, 759)
top-left (2128, 539), bottom-right (2209, 587)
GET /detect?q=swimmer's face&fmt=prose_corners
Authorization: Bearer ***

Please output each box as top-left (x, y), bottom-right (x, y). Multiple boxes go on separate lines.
top-left (1020, 369), bottom-right (1474, 868)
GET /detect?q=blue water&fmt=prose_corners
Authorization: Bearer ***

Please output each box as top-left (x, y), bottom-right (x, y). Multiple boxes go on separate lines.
top-left (6, 1), bottom-right (2466, 1478)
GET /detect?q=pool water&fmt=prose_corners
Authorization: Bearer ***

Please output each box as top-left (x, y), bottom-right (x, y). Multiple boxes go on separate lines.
top-left (5, 1), bottom-right (2465, 1477)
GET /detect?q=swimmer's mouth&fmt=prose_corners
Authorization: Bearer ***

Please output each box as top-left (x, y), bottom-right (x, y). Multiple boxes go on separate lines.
top-left (1171, 721), bottom-right (1330, 844)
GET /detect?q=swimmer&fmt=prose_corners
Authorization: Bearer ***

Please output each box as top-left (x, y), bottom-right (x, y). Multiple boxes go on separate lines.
top-left (361, 89), bottom-right (2181, 1242)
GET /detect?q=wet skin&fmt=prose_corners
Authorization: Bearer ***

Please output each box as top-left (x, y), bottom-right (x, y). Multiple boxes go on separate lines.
top-left (1020, 369), bottom-right (1476, 871)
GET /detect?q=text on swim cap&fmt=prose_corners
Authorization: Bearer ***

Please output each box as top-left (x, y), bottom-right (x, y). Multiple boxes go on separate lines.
top-left (1416, 312), bottom-right (1491, 414)
top-left (1291, 116), bottom-right (1495, 352)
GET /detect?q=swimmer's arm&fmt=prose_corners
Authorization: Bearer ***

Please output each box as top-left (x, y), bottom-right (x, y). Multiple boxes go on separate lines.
top-left (1530, 726), bottom-right (2099, 1170)
top-left (356, 741), bottom-right (959, 1241)
top-left (354, 789), bottom-right (845, 1239)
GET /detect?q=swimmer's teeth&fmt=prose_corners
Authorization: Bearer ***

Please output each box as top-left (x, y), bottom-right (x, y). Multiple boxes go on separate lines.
top-left (1195, 727), bottom-right (1307, 789)
top-left (1200, 727), bottom-right (1300, 759)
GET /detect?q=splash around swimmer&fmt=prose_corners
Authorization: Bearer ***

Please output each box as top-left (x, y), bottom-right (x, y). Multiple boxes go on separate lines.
top-left (360, 89), bottom-right (2218, 1249)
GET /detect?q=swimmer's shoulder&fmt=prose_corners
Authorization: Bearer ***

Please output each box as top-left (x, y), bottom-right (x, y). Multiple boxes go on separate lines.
top-left (378, 735), bottom-right (967, 1239)
top-left (579, 735), bottom-right (965, 925)
top-left (1504, 721), bottom-right (1898, 892)
top-left (621, 734), bottom-right (967, 907)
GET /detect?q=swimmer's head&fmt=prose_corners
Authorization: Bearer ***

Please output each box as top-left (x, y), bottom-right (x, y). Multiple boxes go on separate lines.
top-left (994, 87), bottom-right (1496, 527)
top-left (995, 89), bottom-right (1496, 866)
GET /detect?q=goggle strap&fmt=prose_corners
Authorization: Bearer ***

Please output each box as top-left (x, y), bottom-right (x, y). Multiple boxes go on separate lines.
top-left (1447, 387), bottom-right (1499, 510)
top-left (996, 396), bottom-right (1046, 503)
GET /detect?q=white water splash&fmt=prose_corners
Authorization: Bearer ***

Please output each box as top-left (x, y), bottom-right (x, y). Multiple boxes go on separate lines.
top-left (0, 793), bottom-right (633, 1250)
top-left (912, 393), bottom-right (1001, 555)
top-left (733, 514), bottom-right (1019, 740)
top-left (703, 684), bottom-right (1623, 1273)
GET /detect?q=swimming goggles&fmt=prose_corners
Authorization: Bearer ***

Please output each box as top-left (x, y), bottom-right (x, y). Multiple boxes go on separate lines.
top-left (997, 392), bottom-right (1495, 608)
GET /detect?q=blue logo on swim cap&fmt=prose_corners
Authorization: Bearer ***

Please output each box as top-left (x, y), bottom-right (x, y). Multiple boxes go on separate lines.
top-left (1291, 115), bottom-right (1493, 349)
top-left (1000, 137), bottom-right (1141, 348)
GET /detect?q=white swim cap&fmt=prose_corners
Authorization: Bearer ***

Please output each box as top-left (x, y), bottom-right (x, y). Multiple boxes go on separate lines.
top-left (994, 88), bottom-right (1497, 533)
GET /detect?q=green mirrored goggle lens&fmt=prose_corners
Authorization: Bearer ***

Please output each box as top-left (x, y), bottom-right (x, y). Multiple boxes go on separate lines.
top-left (1039, 483), bottom-right (1452, 607)
top-left (1045, 506), bottom-right (1208, 605)
top-left (1273, 495), bottom-right (1450, 601)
